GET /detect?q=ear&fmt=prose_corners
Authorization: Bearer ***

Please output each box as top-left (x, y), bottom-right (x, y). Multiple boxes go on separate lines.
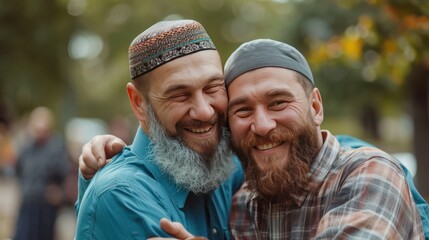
top-left (310, 88), bottom-right (324, 126)
top-left (127, 82), bottom-right (149, 132)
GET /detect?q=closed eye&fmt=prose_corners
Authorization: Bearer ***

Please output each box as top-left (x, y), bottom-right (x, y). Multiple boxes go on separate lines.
top-left (204, 84), bottom-right (223, 94)
top-left (269, 100), bottom-right (288, 110)
top-left (169, 93), bottom-right (189, 102)
top-left (234, 107), bottom-right (252, 118)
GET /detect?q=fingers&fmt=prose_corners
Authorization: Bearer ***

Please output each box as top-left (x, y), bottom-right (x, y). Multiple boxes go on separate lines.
top-left (78, 134), bottom-right (124, 179)
top-left (90, 135), bottom-right (108, 168)
top-left (147, 238), bottom-right (177, 240)
top-left (106, 138), bottom-right (127, 159)
top-left (79, 142), bottom-right (99, 179)
top-left (160, 218), bottom-right (193, 239)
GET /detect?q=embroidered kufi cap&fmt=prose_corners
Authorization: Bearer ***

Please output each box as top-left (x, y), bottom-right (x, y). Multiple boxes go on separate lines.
top-left (128, 19), bottom-right (216, 79)
top-left (224, 39), bottom-right (314, 87)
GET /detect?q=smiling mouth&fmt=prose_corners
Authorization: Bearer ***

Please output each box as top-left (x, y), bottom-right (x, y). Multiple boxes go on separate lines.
top-left (186, 126), bottom-right (213, 134)
top-left (255, 141), bottom-right (283, 150)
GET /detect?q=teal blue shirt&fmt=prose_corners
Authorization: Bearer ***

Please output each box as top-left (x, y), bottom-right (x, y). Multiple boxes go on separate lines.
top-left (75, 128), bottom-right (244, 239)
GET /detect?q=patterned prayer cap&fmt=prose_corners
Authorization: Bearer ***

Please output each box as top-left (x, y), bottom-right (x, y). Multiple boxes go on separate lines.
top-left (128, 19), bottom-right (216, 79)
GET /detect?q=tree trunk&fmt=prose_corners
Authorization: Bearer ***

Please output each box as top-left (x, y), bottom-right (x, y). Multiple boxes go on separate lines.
top-left (409, 61), bottom-right (429, 200)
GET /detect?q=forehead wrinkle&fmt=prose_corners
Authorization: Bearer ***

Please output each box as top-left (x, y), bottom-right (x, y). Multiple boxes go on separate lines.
top-left (163, 73), bottom-right (224, 95)
top-left (163, 83), bottom-right (189, 95)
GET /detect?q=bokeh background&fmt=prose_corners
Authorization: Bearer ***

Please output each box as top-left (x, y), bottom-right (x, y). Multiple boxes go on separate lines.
top-left (1, 0), bottom-right (428, 239)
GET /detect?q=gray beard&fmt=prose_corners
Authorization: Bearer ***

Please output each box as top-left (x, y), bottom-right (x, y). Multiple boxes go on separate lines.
top-left (146, 106), bottom-right (234, 194)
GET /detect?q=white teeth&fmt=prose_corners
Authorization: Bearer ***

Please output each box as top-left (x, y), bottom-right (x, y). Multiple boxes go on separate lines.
top-left (189, 126), bottom-right (211, 133)
top-left (256, 142), bottom-right (282, 150)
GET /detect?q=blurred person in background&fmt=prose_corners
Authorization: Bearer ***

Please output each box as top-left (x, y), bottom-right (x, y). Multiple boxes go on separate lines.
top-left (0, 100), bottom-right (16, 178)
top-left (13, 106), bottom-right (70, 240)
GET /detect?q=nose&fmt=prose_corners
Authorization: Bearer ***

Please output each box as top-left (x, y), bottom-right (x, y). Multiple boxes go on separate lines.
top-left (251, 108), bottom-right (276, 136)
top-left (189, 93), bottom-right (215, 122)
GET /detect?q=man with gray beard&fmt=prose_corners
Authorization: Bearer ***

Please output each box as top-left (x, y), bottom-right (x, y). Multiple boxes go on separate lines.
top-left (74, 19), bottom-right (243, 240)
top-left (145, 105), bottom-right (233, 194)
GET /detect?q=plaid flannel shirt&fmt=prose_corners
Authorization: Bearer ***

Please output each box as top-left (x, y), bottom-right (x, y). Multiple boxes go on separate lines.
top-left (230, 131), bottom-right (423, 239)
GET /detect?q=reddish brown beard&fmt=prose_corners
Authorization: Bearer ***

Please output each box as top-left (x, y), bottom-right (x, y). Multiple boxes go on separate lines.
top-left (232, 116), bottom-right (320, 203)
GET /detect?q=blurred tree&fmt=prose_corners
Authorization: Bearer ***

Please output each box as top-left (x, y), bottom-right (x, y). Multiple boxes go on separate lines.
top-left (286, 0), bottom-right (429, 197)
top-left (0, 0), bottom-right (76, 126)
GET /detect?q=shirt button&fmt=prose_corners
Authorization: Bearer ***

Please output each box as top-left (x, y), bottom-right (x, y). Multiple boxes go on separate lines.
top-left (212, 228), bottom-right (218, 235)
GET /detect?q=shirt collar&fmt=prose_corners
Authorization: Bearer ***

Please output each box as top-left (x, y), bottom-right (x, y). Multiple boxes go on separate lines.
top-left (130, 127), bottom-right (190, 209)
top-left (305, 131), bottom-right (340, 191)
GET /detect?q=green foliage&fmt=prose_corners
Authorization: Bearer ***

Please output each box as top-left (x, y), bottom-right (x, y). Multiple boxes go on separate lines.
top-left (1, 0), bottom-right (428, 131)
top-left (0, 0), bottom-right (75, 120)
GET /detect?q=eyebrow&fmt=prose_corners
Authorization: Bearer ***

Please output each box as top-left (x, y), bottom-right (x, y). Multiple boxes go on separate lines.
top-left (228, 96), bottom-right (248, 110)
top-left (266, 88), bottom-right (294, 99)
top-left (228, 88), bottom-right (294, 109)
top-left (163, 73), bottom-right (224, 95)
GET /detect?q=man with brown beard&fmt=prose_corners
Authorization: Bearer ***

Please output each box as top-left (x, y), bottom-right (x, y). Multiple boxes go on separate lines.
top-left (224, 39), bottom-right (423, 239)
top-left (78, 38), bottom-right (427, 239)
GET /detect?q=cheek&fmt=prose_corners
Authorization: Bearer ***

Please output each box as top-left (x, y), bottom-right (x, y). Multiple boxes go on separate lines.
top-left (212, 93), bottom-right (228, 117)
top-left (155, 107), bottom-right (187, 134)
top-left (229, 118), bottom-right (250, 142)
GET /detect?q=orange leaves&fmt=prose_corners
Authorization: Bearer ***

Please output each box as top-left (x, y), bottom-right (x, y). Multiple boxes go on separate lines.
top-left (381, 1), bottom-right (429, 32)
top-left (306, 1), bottom-right (427, 86)
top-left (403, 15), bottom-right (429, 31)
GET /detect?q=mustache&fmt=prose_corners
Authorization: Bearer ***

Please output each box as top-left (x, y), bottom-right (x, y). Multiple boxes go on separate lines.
top-left (240, 127), bottom-right (296, 150)
top-left (177, 112), bottom-right (224, 128)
